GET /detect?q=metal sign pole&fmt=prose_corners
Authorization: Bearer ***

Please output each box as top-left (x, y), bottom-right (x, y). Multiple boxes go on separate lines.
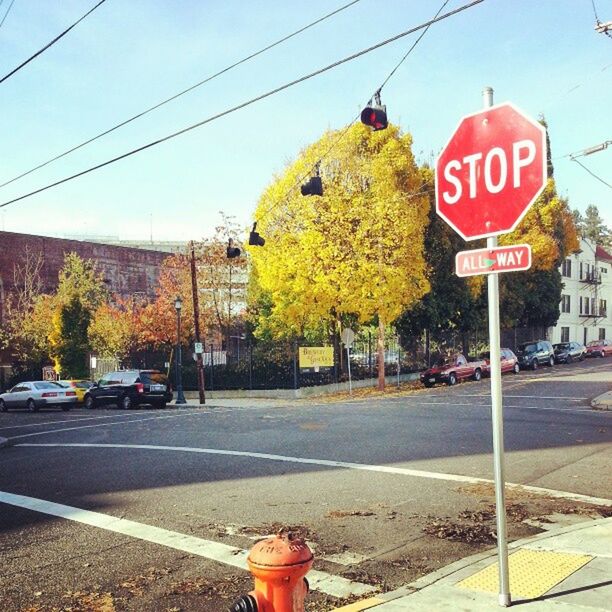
top-left (483, 86), bottom-right (511, 607)
top-left (346, 345), bottom-right (352, 395)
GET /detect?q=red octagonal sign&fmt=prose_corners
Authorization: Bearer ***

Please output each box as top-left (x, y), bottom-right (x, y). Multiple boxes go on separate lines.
top-left (435, 103), bottom-right (547, 241)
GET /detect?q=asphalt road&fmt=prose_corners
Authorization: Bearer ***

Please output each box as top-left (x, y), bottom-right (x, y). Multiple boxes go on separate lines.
top-left (1, 358), bottom-right (610, 611)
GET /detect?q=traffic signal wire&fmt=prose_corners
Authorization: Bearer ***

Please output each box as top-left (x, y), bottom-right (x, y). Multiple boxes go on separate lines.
top-left (0, 0), bottom-right (16, 30)
top-left (0, 0), bottom-right (108, 85)
top-left (256, 0), bottom-right (452, 223)
top-left (0, 0), bottom-right (364, 191)
top-left (0, 0), bottom-right (484, 210)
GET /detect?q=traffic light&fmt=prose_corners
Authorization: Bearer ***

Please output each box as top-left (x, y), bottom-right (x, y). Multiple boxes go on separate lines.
top-left (361, 91), bottom-right (388, 131)
top-left (226, 239), bottom-right (241, 258)
top-left (300, 175), bottom-right (323, 196)
top-left (249, 222), bottom-right (265, 247)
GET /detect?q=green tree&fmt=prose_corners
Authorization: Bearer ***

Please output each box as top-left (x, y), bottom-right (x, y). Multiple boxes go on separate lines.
top-left (249, 123), bottom-right (430, 389)
top-left (51, 296), bottom-right (91, 378)
top-left (581, 204), bottom-right (611, 248)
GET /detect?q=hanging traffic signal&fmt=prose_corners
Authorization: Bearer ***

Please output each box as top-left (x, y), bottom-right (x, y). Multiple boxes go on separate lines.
top-left (300, 175), bottom-right (323, 196)
top-left (249, 222), bottom-right (265, 247)
top-left (361, 91), bottom-right (388, 131)
top-left (226, 239), bottom-right (241, 258)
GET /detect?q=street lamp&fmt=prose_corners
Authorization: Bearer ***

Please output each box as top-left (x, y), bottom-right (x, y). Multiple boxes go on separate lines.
top-left (174, 296), bottom-right (186, 404)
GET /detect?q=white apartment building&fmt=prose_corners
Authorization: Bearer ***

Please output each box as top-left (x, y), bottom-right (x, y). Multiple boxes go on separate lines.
top-left (549, 239), bottom-right (612, 345)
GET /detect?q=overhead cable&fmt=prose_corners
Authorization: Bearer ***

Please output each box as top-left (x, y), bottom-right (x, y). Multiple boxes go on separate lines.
top-left (571, 158), bottom-right (612, 189)
top-left (0, 0), bottom-right (16, 30)
top-left (0, 0), bottom-right (363, 190)
top-left (0, 0), bottom-right (484, 210)
top-left (0, 0), bottom-right (108, 85)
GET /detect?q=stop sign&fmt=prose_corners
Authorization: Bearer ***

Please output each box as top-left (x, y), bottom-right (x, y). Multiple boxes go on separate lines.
top-left (435, 103), bottom-right (547, 241)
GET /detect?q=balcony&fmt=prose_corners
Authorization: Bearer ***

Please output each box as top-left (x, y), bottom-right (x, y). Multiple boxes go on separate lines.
top-left (579, 309), bottom-right (607, 319)
top-left (580, 271), bottom-right (602, 284)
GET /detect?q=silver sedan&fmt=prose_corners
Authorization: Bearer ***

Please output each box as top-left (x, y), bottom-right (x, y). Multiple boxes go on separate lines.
top-left (0, 381), bottom-right (78, 412)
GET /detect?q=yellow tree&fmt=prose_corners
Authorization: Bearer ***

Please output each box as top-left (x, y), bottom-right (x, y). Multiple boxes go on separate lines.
top-left (249, 123), bottom-right (430, 389)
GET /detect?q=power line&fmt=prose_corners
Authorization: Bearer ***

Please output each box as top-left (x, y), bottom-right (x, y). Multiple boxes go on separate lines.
top-left (0, 0), bottom-right (108, 85)
top-left (258, 0), bottom-right (453, 222)
top-left (0, 0), bottom-right (16, 30)
top-left (0, 0), bottom-right (484, 210)
top-left (572, 158), bottom-right (612, 189)
top-left (0, 0), bottom-right (363, 190)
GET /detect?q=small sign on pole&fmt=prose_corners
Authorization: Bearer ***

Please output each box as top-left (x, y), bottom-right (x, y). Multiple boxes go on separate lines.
top-left (455, 244), bottom-right (532, 277)
top-left (194, 342), bottom-right (204, 354)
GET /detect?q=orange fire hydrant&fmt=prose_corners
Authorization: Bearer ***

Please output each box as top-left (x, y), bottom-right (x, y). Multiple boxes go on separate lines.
top-left (230, 531), bottom-right (314, 612)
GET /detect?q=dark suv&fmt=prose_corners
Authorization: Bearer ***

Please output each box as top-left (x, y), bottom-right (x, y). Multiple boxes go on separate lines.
top-left (516, 340), bottom-right (554, 370)
top-left (84, 370), bottom-right (173, 410)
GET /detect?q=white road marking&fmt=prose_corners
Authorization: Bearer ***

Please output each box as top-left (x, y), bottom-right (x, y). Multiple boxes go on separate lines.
top-left (18, 443), bottom-right (612, 507)
top-left (422, 394), bottom-right (588, 401)
top-left (0, 491), bottom-right (376, 599)
top-left (397, 401), bottom-right (600, 414)
top-left (8, 412), bottom-right (205, 440)
top-left (0, 410), bottom-right (160, 431)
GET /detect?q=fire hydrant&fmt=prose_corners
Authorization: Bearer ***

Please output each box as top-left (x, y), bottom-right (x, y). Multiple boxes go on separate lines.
top-left (230, 531), bottom-right (314, 612)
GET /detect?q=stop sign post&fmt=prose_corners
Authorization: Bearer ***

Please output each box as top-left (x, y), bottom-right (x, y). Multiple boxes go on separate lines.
top-left (436, 89), bottom-right (547, 608)
top-left (436, 102), bottom-right (546, 241)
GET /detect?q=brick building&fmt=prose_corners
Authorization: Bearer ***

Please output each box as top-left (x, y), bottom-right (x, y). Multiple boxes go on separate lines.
top-left (0, 231), bottom-right (170, 384)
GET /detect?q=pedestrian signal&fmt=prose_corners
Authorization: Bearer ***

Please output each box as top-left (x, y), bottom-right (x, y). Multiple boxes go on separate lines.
top-left (249, 222), bottom-right (265, 247)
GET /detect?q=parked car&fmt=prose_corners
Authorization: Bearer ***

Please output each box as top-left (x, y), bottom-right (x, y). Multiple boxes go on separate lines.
top-left (553, 342), bottom-right (586, 363)
top-left (84, 370), bottom-right (173, 409)
top-left (585, 339), bottom-right (612, 358)
top-left (0, 381), bottom-right (77, 412)
top-left (58, 379), bottom-right (95, 402)
top-left (516, 340), bottom-right (555, 370)
top-left (481, 348), bottom-right (520, 375)
top-left (420, 353), bottom-right (487, 387)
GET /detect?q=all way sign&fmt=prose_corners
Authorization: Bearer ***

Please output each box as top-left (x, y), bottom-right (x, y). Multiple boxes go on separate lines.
top-left (455, 244), bottom-right (532, 277)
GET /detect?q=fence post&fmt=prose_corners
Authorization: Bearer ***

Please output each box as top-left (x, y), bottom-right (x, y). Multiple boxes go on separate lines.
top-left (209, 344), bottom-right (214, 392)
top-left (293, 340), bottom-right (299, 391)
top-left (249, 341), bottom-right (253, 390)
top-left (368, 331), bottom-right (372, 378)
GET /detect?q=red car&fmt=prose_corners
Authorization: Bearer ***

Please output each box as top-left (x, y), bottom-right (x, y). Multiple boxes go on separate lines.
top-left (420, 353), bottom-right (487, 387)
top-left (585, 339), bottom-right (612, 358)
top-left (481, 348), bottom-right (520, 375)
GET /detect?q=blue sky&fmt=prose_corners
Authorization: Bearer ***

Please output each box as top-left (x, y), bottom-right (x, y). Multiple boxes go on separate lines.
top-left (0, 0), bottom-right (610, 242)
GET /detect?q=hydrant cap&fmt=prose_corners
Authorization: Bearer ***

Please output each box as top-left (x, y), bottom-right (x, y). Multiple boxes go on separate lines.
top-left (248, 533), bottom-right (313, 568)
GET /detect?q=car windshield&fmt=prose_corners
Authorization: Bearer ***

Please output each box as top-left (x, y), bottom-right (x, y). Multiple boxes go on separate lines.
top-left (34, 382), bottom-right (63, 390)
top-left (518, 343), bottom-right (536, 353)
top-left (586, 341), bottom-right (600, 347)
top-left (139, 371), bottom-right (168, 384)
top-left (76, 381), bottom-right (93, 388)
top-left (554, 343), bottom-right (569, 350)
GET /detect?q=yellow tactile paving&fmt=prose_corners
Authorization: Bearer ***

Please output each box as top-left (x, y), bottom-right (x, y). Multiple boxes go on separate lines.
top-left (331, 597), bottom-right (386, 611)
top-left (457, 548), bottom-right (593, 599)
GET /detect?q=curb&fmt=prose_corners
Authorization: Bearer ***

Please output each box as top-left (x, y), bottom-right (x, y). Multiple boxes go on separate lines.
top-left (331, 516), bottom-right (612, 610)
top-left (591, 391), bottom-right (612, 410)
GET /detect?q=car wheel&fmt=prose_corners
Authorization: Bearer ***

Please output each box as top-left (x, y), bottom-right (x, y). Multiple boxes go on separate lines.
top-left (84, 394), bottom-right (96, 409)
top-left (531, 360), bottom-right (538, 371)
top-left (0, 399), bottom-right (7, 412)
top-left (27, 399), bottom-right (39, 412)
top-left (513, 363), bottom-right (520, 374)
top-left (448, 373), bottom-right (457, 386)
top-left (566, 354), bottom-right (573, 364)
top-left (580, 353), bottom-right (585, 361)
top-left (119, 394), bottom-right (133, 410)
top-left (473, 368), bottom-right (482, 382)
top-left (548, 356), bottom-right (554, 367)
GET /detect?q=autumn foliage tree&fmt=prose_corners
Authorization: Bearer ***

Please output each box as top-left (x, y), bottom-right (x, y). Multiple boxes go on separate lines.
top-left (249, 123), bottom-right (430, 389)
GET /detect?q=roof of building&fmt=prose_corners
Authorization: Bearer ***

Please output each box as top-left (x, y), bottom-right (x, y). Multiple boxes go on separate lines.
top-left (596, 245), bottom-right (612, 262)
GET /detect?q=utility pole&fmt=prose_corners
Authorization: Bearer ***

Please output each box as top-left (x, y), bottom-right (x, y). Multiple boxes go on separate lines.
top-left (190, 241), bottom-right (206, 404)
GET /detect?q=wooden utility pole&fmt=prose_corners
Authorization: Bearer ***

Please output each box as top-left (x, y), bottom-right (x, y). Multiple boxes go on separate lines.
top-left (190, 241), bottom-right (206, 404)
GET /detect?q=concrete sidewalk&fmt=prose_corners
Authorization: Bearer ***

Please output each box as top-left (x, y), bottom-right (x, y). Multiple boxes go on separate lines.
top-left (335, 517), bottom-right (612, 611)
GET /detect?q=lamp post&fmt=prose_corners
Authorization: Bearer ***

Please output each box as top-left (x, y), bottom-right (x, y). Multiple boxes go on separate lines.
top-left (174, 296), bottom-right (186, 405)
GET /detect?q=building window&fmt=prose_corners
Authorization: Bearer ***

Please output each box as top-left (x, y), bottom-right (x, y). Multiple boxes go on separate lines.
top-left (580, 296), bottom-right (590, 315)
top-left (560, 294), bottom-right (571, 313)
top-left (599, 328), bottom-right (606, 340)
top-left (560, 327), bottom-right (570, 342)
top-left (584, 327), bottom-right (588, 344)
top-left (600, 266), bottom-right (608, 275)
top-left (561, 259), bottom-right (572, 277)
top-left (600, 299), bottom-right (607, 318)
